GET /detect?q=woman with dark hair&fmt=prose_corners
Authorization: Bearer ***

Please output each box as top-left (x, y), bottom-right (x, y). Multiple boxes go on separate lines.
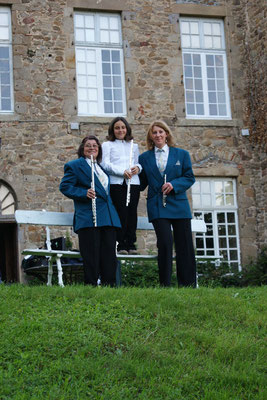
top-left (139, 121), bottom-right (196, 288)
top-left (60, 135), bottom-right (121, 286)
top-left (101, 117), bottom-right (142, 255)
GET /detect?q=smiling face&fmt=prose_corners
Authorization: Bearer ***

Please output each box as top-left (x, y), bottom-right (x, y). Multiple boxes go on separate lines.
top-left (114, 120), bottom-right (127, 140)
top-left (83, 139), bottom-right (99, 160)
top-left (150, 125), bottom-right (167, 149)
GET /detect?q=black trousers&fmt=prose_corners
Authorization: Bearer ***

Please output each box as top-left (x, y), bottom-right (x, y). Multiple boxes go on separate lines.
top-left (152, 218), bottom-right (196, 288)
top-left (110, 182), bottom-right (140, 251)
top-left (78, 226), bottom-right (117, 286)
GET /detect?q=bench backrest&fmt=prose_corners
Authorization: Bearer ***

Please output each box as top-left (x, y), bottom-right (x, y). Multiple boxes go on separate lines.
top-left (15, 210), bottom-right (206, 233)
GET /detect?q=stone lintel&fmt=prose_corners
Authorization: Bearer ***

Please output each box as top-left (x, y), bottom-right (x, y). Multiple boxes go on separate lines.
top-left (194, 167), bottom-right (239, 177)
top-left (171, 4), bottom-right (226, 17)
top-left (67, 0), bottom-right (128, 11)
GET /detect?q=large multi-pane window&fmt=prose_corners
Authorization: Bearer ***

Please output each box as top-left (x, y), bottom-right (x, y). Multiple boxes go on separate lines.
top-left (180, 18), bottom-right (231, 119)
top-left (192, 178), bottom-right (241, 271)
top-left (0, 7), bottom-right (13, 113)
top-left (74, 12), bottom-right (126, 116)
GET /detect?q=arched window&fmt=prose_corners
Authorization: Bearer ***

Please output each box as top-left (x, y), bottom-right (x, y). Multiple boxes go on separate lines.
top-left (0, 181), bottom-right (16, 215)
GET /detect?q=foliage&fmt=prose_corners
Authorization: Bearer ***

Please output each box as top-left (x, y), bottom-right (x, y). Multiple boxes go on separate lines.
top-left (120, 259), bottom-right (176, 287)
top-left (0, 285), bottom-right (266, 400)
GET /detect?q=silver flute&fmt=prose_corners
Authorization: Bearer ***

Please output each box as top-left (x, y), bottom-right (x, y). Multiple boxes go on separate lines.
top-left (163, 174), bottom-right (167, 207)
top-left (126, 139), bottom-right (134, 207)
top-left (91, 155), bottom-right (97, 227)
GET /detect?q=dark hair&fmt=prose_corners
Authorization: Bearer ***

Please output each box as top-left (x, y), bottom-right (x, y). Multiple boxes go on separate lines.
top-left (77, 135), bottom-right (102, 163)
top-left (146, 120), bottom-right (175, 150)
top-left (106, 117), bottom-right (133, 142)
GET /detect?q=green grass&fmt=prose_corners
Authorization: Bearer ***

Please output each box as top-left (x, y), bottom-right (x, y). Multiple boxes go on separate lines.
top-left (0, 285), bottom-right (266, 399)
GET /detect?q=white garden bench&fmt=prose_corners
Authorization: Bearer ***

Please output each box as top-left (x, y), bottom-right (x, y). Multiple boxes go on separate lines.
top-left (15, 209), bottom-right (208, 287)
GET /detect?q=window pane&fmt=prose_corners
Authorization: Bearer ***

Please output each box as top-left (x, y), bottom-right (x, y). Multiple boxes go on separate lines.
top-left (229, 238), bottom-right (237, 248)
top-left (114, 102), bottom-right (123, 113)
top-left (112, 50), bottom-right (120, 62)
top-left (217, 213), bottom-right (225, 223)
top-left (206, 55), bottom-right (214, 66)
top-left (225, 181), bottom-right (233, 192)
top-left (110, 31), bottom-right (119, 44)
top-left (190, 22), bottom-right (199, 34)
top-left (201, 181), bottom-right (210, 193)
top-left (202, 194), bottom-right (211, 206)
top-left (218, 104), bottom-right (227, 116)
top-left (217, 80), bottom-right (225, 90)
top-left (183, 54), bottom-right (192, 65)
top-left (213, 37), bottom-right (221, 49)
top-left (217, 92), bottom-right (226, 103)
top-left (104, 88), bottom-right (112, 100)
top-left (195, 91), bottom-right (203, 102)
top-left (100, 16), bottom-right (109, 29)
top-left (216, 194), bottom-right (224, 206)
top-left (181, 21), bottom-right (190, 34)
top-left (85, 15), bottom-right (94, 28)
top-left (194, 66), bottom-right (201, 78)
top-left (76, 29), bottom-right (85, 42)
top-left (208, 92), bottom-right (217, 103)
top-left (204, 213), bottom-right (212, 224)
top-left (89, 102), bottom-right (98, 114)
top-left (186, 90), bottom-right (194, 102)
top-left (1, 98), bottom-right (10, 110)
top-left (0, 47), bottom-right (9, 58)
top-left (209, 104), bottom-right (217, 115)
top-left (113, 89), bottom-right (122, 100)
top-left (228, 225), bottom-right (236, 235)
top-left (102, 63), bottom-right (111, 74)
top-left (104, 101), bottom-right (113, 113)
top-left (196, 103), bottom-right (204, 115)
top-left (216, 67), bottom-right (224, 78)
top-left (192, 194), bottom-right (201, 207)
top-left (215, 55), bottom-right (223, 66)
top-left (192, 54), bottom-right (201, 65)
top-left (186, 103), bottom-right (195, 115)
top-left (207, 79), bottom-right (216, 90)
top-left (112, 63), bottom-right (121, 74)
top-left (207, 67), bottom-right (215, 78)
top-left (113, 76), bottom-right (121, 87)
top-left (85, 30), bottom-right (95, 42)
top-left (88, 89), bottom-right (97, 101)
top-left (75, 14), bottom-right (84, 28)
top-left (194, 79), bottom-right (202, 90)
top-left (100, 30), bottom-right (109, 43)
top-left (203, 23), bottom-right (212, 35)
top-left (1, 73), bottom-right (9, 84)
top-left (191, 36), bottom-right (200, 48)
top-left (103, 75), bottom-right (112, 87)
top-left (182, 35), bottom-right (190, 48)
top-left (184, 66), bottom-right (193, 77)
top-left (227, 213), bottom-right (235, 223)
top-left (218, 225), bottom-right (226, 235)
top-left (204, 36), bottom-right (212, 48)
top-left (230, 250), bottom-right (238, 260)
top-left (215, 181), bottom-right (223, 193)
top-left (110, 17), bottom-right (119, 30)
top-left (185, 78), bottom-right (193, 89)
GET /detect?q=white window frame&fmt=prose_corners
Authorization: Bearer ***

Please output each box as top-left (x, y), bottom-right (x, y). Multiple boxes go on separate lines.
top-left (0, 7), bottom-right (14, 113)
top-left (192, 178), bottom-right (241, 271)
top-left (180, 17), bottom-right (231, 120)
top-left (74, 11), bottom-right (126, 117)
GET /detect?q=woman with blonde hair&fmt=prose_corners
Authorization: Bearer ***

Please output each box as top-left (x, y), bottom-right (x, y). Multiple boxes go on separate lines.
top-left (139, 120), bottom-right (196, 287)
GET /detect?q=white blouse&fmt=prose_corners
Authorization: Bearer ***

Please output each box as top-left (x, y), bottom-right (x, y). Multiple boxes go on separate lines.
top-left (101, 140), bottom-right (142, 185)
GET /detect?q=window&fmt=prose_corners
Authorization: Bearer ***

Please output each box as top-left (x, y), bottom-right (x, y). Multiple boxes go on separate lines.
top-left (180, 18), bottom-right (231, 119)
top-left (192, 178), bottom-right (240, 271)
top-left (0, 7), bottom-right (13, 113)
top-left (0, 182), bottom-right (15, 215)
top-left (74, 12), bottom-right (126, 116)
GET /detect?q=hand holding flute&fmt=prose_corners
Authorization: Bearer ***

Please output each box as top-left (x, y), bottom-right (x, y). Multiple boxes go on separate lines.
top-left (162, 176), bottom-right (173, 207)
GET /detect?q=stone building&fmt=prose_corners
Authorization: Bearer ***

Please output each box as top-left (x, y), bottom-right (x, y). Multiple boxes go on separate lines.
top-left (0, 0), bottom-right (266, 282)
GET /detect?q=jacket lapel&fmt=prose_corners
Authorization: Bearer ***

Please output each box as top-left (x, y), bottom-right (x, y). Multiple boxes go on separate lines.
top-left (164, 147), bottom-right (177, 176)
top-left (78, 157), bottom-right (107, 198)
top-left (147, 150), bottom-right (164, 182)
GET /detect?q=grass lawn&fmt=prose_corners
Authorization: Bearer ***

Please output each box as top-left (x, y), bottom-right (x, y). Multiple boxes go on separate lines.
top-left (0, 285), bottom-right (266, 399)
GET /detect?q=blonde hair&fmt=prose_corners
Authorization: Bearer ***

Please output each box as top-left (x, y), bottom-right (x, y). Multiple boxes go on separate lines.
top-left (146, 120), bottom-right (175, 150)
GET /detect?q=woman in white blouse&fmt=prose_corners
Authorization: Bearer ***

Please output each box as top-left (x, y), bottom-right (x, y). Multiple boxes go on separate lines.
top-left (101, 117), bottom-right (142, 254)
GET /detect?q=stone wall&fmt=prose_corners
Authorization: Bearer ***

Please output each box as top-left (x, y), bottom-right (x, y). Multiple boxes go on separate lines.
top-left (0, 0), bottom-right (266, 275)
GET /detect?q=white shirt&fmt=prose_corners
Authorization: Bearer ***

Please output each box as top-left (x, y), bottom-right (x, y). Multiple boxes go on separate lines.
top-left (101, 140), bottom-right (142, 185)
top-left (154, 144), bottom-right (169, 172)
top-left (86, 158), bottom-right (109, 193)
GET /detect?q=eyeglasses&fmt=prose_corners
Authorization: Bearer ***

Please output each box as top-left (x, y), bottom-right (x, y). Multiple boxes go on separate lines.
top-left (84, 144), bottom-right (98, 149)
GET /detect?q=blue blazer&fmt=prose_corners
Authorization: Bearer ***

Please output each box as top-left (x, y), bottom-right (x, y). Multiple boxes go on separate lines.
top-left (59, 157), bottom-right (121, 233)
top-left (139, 147), bottom-right (195, 222)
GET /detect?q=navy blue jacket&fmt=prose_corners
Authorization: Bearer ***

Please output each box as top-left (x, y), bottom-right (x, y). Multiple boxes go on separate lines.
top-left (139, 147), bottom-right (195, 222)
top-left (59, 157), bottom-right (121, 233)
